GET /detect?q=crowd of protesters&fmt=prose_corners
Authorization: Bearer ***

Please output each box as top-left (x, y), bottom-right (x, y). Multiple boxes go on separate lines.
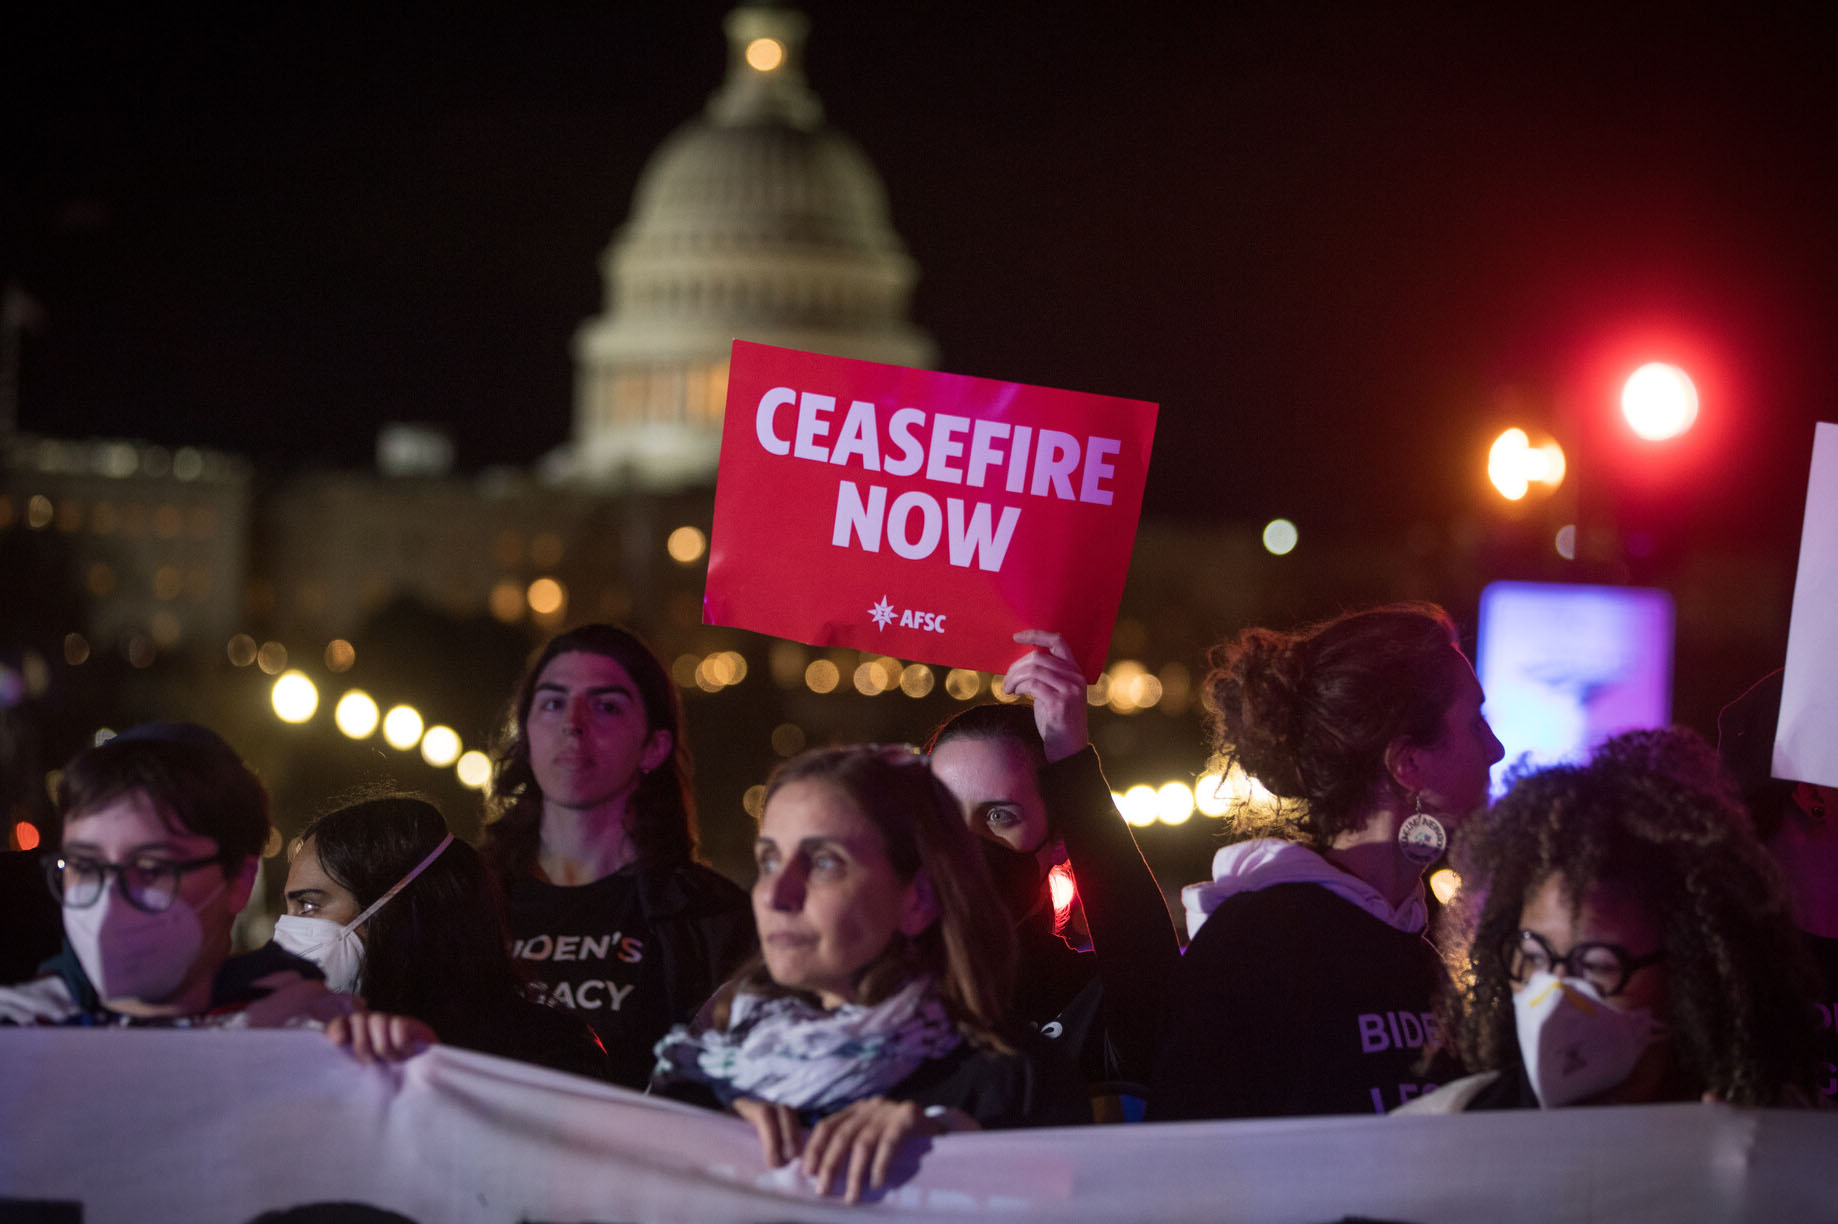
top-left (4, 609), bottom-right (1832, 1202)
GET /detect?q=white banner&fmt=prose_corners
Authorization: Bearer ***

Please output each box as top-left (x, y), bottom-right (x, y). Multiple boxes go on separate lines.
top-left (1, 1029), bottom-right (1834, 1222)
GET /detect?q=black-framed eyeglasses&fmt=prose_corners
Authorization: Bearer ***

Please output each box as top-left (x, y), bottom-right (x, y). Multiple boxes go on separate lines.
top-left (43, 853), bottom-right (224, 914)
top-left (1503, 929), bottom-right (1664, 999)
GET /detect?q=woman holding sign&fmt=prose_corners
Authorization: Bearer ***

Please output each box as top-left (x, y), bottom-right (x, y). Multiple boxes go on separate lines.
top-left (652, 744), bottom-right (1087, 1203)
top-left (482, 624), bottom-right (756, 1088)
top-left (1150, 603), bottom-right (1503, 1119)
top-left (925, 630), bottom-right (1181, 1116)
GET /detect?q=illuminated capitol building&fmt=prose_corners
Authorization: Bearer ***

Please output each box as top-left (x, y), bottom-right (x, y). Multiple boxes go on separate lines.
top-left (0, 5), bottom-right (1789, 881)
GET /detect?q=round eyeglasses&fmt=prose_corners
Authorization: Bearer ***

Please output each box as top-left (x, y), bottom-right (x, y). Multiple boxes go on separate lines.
top-left (44, 853), bottom-right (223, 914)
top-left (1503, 929), bottom-right (1664, 999)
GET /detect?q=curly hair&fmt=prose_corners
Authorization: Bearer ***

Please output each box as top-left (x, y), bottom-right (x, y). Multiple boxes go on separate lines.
top-left (719, 744), bottom-right (1017, 1051)
top-left (1199, 602), bottom-right (1466, 847)
top-left (1445, 728), bottom-right (1819, 1106)
top-left (481, 624), bottom-right (696, 880)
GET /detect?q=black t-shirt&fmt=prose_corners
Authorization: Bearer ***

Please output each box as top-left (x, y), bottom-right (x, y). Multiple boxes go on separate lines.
top-left (503, 860), bottom-right (754, 1089)
top-left (1150, 882), bottom-right (1460, 1119)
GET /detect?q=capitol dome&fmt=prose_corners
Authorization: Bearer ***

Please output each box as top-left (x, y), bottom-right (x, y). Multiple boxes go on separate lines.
top-left (565, 4), bottom-right (936, 488)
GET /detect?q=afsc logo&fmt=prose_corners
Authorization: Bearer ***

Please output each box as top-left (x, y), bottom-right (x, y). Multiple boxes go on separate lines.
top-left (867, 596), bottom-right (947, 634)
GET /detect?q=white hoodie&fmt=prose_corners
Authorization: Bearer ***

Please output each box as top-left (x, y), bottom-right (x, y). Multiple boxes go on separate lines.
top-left (1181, 838), bottom-right (1428, 941)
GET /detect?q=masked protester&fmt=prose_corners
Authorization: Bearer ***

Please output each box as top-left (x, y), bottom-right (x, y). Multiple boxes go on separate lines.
top-left (1150, 603), bottom-right (1502, 1119)
top-left (924, 630), bottom-right (1179, 1117)
top-left (1399, 727), bottom-right (1821, 1112)
top-left (651, 745), bottom-right (1087, 1204)
top-left (279, 795), bottom-right (608, 1078)
top-left (1, 725), bottom-right (430, 1063)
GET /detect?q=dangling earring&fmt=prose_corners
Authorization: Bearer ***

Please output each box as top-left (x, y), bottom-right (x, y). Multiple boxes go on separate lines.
top-left (1397, 792), bottom-right (1447, 866)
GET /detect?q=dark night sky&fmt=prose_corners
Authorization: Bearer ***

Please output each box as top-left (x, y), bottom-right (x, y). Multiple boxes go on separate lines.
top-left (6, 2), bottom-right (1837, 549)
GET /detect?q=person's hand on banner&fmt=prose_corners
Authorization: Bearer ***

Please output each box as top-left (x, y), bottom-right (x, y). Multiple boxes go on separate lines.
top-left (326, 1010), bottom-right (437, 1064)
top-left (733, 1097), bottom-right (804, 1170)
top-left (1002, 630), bottom-right (1090, 763)
top-left (799, 1096), bottom-right (975, 1204)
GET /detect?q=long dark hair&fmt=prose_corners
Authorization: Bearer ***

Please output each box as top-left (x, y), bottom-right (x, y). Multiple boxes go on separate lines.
top-left (481, 624), bottom-right (696, 879)
top-left (723, 744), bottom-right (1017, 1050)
top-left (296, 795), bottom-right (531, 1040)
top-left (1201, 602), bottom-right (1466, 847)
top-left (1445, 729), bottom-right (1819, 1106)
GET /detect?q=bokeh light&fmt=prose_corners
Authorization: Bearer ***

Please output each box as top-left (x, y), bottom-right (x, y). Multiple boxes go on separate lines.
top-left (382, 705), bottom-right (424, 750)
top-left (745, 36), bottom-right (784, 71)
top-left (1156, 781), bottom-right (1196, 825)
top-left (1262, 518), bottom-right (1299, 555)
top-left (455, 751), bottom-right (492, 790)
top-left (1621, 362), bottom-right (1698, 440)
top-left (944, 669), bottom-right (982, 700)
top-left (526, 577), bottom-right (566, 617)
top-left (1487, 428), bottom-right (1566, 500)
top-left (1119, 784), bottom-right (1158, 827)
top-left (805, 659), bottom-right (840, 694)
top-left (899, 664), bottom-right (934, 698)
top-left (324, 639), bottom-right (356, 672)
top-left (256, 641), bottom-right (288, 675)
top-left (666, 526), bottom-right (708, 564)
top-left (771, 723), bottom-right (806, 757)
top-left (335, 690), bottom-right (380, 738)
top-left (271, 671), bottom-right (318, 723)
top-left (1429, 868), bottom-right (1462, 905)
top-left (227, 634), bottom-right (258, 667)
top-left (420, 725), bottom-right (462, 767)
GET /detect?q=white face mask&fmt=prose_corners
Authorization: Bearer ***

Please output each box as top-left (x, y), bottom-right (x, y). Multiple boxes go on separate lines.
top-left (1513, 970), bottom-right (1664, 1107)
top-left (64, 878), bottom-right (226, 1005)
top-left (272, 833), bottom-right (453, 994)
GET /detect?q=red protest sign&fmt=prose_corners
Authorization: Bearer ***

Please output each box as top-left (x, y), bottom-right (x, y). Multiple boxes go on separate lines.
top-left (704, 341), bottom-right (1158, 681)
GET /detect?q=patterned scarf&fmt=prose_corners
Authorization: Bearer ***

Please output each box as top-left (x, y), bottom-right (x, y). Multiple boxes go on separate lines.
top-left (652, 976), bottom-right (961, 1112)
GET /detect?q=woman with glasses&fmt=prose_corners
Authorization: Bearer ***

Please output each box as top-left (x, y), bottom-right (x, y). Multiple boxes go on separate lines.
top-left (1400, 728), bottom-right (1821, 1112)
top-left (1150, 603), bottom-right (1504, 1119)
top-left (3, 725), bottom-right (427, 1061)
top-left (652, 744), bottom-right (1087, 1204)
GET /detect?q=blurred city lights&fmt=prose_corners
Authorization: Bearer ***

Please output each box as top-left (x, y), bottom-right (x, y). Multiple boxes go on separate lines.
top-left (745, 36), bottom-right (784, 71)
top-left (526, 577), bottom-right (566, 617)
top-left (770, 723), bottom-right (806, 757)
top-left (1621, 362), bottom-right (1698, 440)
top-left (1156, 781), bottom-right (1196, 825)
top-left (1429, 868), bottom-right (1462, 905)
top-left (1487, 428), bottom-right (1566, 500)
top-left (1119, 784), bottom-right (1158, 827)
top-left (455, 751), bottom-right (492, 790)
top-left (488, 579), bottom-right (524, 623)
top-left (944, 669), bottom-right (982, 700)
top-left (271, 671), bottom-right (318, 723)
top-left (382, 705), bottom-right (425, 750)
top-left (666, 526), bottom-right (708, 564)
top-left (1262, 518), bottom-right (1299, 555)
top-left (899, 664), bottom-right (935, 698)
top-left (420, 725), bottom-right (462, 767)
top-left (853, 660), bottom-right (887, 696)
top-left (805, 659), bottom-right (841, 694)
top-left (1194, 772), bottom-right (1231, 817)
top-left (325, 639), bottom-right (356, 672)
top-left (255, 641), bottom-right (288, 675)
top-left (334, 690), bottom-right (380, 739)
